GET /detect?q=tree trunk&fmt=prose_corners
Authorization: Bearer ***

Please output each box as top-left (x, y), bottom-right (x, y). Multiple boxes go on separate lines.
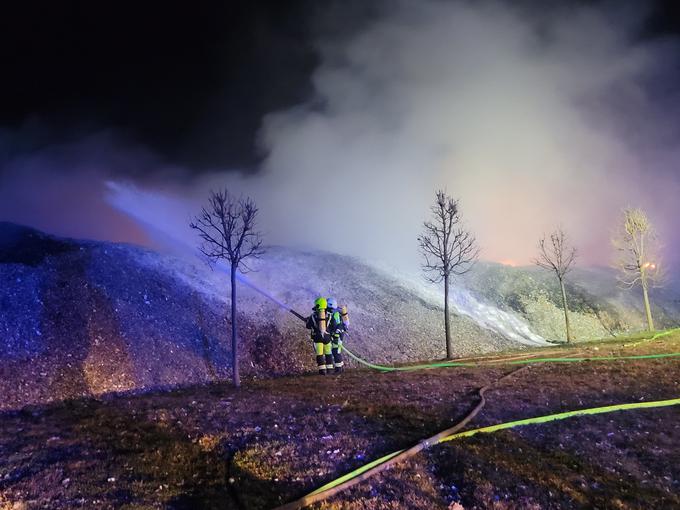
top-left (559, 278), bottom-right (573, 343)
top-left (444, 273), bottom-right (452, 359)
top-left (642, 281), bottom-right (655, 332)
top-left (230, 263), bottom-right (240, 388)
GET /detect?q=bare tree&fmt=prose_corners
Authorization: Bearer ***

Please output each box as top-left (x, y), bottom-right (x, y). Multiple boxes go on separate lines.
top-left (418, 191), bottom-right (479, 359)
top-left (534, 227), bottom-right (578, 343)
top-left (190, 189), bottom-right (265, 387)
top-left (612, 207), bottom-right (664, 332)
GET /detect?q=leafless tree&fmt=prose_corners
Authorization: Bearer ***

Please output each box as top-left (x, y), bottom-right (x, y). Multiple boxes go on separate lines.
top-left (534, 227), bottom-right (578, 343)
top-left (418, 191), bottom-right (479, 359)
top-left (190, 189), bottom-right (265, 387)
top-left (612, 207), bottom-right (664, 332)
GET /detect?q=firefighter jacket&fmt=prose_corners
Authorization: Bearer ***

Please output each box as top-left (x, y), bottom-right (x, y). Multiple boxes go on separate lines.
top-left (305, 311), bottom-right (326, 342)
top-left (326, 309), bottom-right (346, 340)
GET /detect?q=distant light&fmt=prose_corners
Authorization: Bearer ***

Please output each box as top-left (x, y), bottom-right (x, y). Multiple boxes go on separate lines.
top-left (499, 259), bottom-right (517, 267)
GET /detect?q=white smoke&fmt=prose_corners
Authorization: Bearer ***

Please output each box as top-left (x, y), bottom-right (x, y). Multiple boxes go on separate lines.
top-left (248, 0), bottom-right (680, 270)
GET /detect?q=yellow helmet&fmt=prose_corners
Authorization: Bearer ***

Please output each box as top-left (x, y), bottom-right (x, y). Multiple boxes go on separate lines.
top-left (314, 297), bottom-right (327, 310)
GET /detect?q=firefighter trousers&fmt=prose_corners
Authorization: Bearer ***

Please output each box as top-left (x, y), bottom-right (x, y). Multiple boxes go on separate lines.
top-left (314, 339), bottom-right (334, 374)
top-left (331, 337), bottom-right (344, 373)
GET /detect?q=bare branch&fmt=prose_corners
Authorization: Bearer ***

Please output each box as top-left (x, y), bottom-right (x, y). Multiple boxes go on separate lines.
top-left (418, 190), bottom-right (478, 282)
top-left (190, 188), bottom-right (266, 270)
top-left (533, 227), bottom-right (577, 280)
top-left (611, 207), bottom-right (665, 290)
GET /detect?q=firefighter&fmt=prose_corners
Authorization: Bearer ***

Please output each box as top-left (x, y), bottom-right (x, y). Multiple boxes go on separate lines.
top-left (305, 297), bottom-right (334, 374)
top-left (326, 298), bottom-right (346, 373)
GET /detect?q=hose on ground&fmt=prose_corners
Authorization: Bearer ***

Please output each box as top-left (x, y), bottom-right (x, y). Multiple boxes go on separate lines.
top-left (274, 365), bottom-right (529, 510)
top-left (276, 395), bottom-right (680, 509)
top-left (342, 346), bottom-right (680, 373)
top-left (274, 326), bottom-right (679, 509)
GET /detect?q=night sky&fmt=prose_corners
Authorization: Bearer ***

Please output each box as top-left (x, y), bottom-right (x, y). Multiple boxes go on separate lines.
top-left (1, 0), bottom-right (680, 272)
top-left (1, 1), bottom-right (347, 172)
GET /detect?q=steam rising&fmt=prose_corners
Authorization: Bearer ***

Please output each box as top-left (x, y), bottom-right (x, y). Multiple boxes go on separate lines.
top-left (1, 1), bottom-right (679, 272)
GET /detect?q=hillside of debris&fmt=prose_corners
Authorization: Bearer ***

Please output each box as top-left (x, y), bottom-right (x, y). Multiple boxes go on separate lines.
top-left (2, 222), bottom-right (678, 411)
top-left (0, 223), bottom-right (508, 410)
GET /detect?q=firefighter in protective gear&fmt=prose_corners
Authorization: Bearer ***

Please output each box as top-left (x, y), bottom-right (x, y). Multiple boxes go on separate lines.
top-left (305, 297), bottom-right (334, 374)
top-left (326, 298), bottom-right (346, 373)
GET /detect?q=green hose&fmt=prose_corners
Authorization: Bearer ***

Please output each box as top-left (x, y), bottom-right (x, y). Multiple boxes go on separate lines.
top-left (343, 347), bottom-right (475, 371)
top-left (305, 396), bottom-right (680, 498)
top-left (342, 327), bottom-right (680, 373)
top-left (343, 347), bottom-right (680, 372)
top-left (308, 450), bottom-right (404, 496)
top-left (280, 329), bottom-right (680, 507)
top-left (278, 329), bottom-right (680, 508)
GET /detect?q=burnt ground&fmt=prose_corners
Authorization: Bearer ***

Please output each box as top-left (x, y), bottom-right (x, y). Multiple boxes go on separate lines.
top-left (1, 333), bottom-right (679, 510)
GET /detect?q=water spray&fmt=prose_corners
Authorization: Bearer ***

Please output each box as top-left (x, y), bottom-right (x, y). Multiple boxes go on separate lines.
top-left (215, 261), bottom-right (306, 321)
top-left (105, 181), bottom-right (308, 322)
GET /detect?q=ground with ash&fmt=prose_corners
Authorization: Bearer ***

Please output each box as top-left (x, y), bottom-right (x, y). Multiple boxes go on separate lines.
top-left (1, 333), bottom-right (679, 509)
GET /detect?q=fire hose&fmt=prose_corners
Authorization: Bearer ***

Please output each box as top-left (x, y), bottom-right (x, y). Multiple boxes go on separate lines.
top-left (275, 396), bottom-right (680, 510)
top-left (275, 317), bottom-right (679, 509)
top-left (342, 345), bottom-right (680, 371)
top-left (288, 304), bottom-right (679, 379)
top-left (286, 307), bottom-right (678, 373)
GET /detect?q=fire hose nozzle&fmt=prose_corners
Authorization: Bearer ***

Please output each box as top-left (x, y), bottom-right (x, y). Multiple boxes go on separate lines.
top-left (289, 309), bottom-right (307, 322)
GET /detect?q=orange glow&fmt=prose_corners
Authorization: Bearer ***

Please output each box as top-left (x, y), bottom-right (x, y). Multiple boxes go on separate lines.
top-left (499, 259), bottom-right (518, 267)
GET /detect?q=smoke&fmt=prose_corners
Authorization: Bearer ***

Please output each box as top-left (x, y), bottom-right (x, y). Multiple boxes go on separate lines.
top-left (0, 131), bottom-right (153, 245)
top-left (2, 0), bottom-right (680, 274)
top-left (250, 0), bottom-right (680, 270)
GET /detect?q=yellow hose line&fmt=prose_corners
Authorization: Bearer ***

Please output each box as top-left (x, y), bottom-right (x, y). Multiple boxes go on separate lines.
top-left (279, 331), bottom-right (680, 508)
top-left (300, 397), bottom-right (680, 502)
top-left (439, 397), bottom-right (680, 443)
